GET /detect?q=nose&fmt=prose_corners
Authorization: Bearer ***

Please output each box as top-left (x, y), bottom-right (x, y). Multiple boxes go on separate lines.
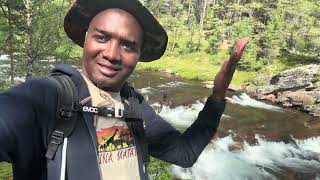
top-left (101, 40), bottom-right (121, 62)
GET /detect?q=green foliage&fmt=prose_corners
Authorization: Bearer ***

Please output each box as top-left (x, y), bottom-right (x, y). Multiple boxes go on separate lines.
top-left (204, 0), bottom-right (320, 71)
top-left (147, 157), bottom-right (171, 180)
top-left (0, 0), bottom-right (316, 78)
top-left (0, 0), bottom-right (77, 79)
top-left (0, 81), bottom-right (10, 92)
top-left (0, 163), bottom-right (12, 180)
top-left (137, 51), bottom-right (255, 85)
top-left (205, 8), bottom-right (226, 54)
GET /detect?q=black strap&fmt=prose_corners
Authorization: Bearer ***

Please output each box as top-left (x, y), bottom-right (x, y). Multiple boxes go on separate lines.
top-left (45, 75), bottom-right (143, 160)
top-left (46, 74), bottom-right (78, 160)
top-left (79, 105), bottom-right (141, 119)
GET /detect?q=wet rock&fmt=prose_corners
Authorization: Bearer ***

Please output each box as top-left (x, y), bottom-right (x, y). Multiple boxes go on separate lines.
top-left (203, 81), bottom-right (243, 91)
top-left (228, 142), bottom-right (243, 151)
top-left (250, 64), bottom-right (320, 117)
top-left (203, 81), bottom-right (214, 89)
top-left (228, 84), bottom-right (242, 92)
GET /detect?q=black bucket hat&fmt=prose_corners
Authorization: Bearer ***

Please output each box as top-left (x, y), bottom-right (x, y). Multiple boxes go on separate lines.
top-left (64, 0), bottom-right (168, 61)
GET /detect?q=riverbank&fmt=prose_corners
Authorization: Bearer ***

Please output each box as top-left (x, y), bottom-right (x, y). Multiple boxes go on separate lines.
top-left (137, 52), bottom-right (320, 117)
top-left (136, 51), bottom-right (256, 86)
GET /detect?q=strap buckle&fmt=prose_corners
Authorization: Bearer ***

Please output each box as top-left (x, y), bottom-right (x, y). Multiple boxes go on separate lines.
top-left (115, 108), bottom-right (123, 118)
top-left (50, 130), bottom-right (64, 145)
top-left (103, 107), bottom-right (123, 118)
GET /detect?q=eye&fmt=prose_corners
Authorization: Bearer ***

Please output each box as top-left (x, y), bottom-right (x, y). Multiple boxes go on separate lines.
top-left (94, 34), bottom-right (110, 43)
top-left (120, 41), bottom-right (138, 52)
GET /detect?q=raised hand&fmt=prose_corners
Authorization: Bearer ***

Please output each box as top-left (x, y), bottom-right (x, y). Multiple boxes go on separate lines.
top-left (212, 37), bottom-right (249, 101)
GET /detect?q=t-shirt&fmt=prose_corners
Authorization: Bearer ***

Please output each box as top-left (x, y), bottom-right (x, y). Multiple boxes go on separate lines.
top-left (82, 73), bottom-right (140, 180)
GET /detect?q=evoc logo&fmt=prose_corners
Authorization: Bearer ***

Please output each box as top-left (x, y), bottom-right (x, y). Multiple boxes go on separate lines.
top-left (83, 106), bottom-right (98, 114)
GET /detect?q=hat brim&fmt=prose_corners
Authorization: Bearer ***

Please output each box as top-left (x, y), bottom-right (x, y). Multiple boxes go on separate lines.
top-left (64, 0), bottom-right (168, 62)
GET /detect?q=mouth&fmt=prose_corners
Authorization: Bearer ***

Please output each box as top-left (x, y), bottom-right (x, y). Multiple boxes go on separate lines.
top-left (97, 62), bottom-right (121, 77)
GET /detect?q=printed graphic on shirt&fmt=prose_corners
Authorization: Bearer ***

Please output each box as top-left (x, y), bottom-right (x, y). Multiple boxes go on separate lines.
top-left (97, 126), bottom-right (135, 152)
top-left (97, 126), bottom-right (137, 165)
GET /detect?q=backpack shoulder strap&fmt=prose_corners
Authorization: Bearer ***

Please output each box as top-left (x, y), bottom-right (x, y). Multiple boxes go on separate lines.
top-left (120, 82), bottom-right (144, 119)
top-left (120, 82), bottom-right (144, 103)
top-left (46, 73), bottom-right (78, 160)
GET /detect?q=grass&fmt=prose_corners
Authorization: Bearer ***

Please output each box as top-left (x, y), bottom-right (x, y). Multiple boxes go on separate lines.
top-left (147, 157), bottom-right (172, 180)
top-left (137, 51), bottom-right (256, 85)
top-left (0, 163), bottom-right (12, 180)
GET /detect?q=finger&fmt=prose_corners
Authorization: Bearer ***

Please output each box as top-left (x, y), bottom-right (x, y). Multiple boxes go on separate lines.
top-left (230, 38), bottom-right (249, 59)
top-left (234, 37), bottom-right (249, 54)
top-left (229, 37), bottom-right (250, 62)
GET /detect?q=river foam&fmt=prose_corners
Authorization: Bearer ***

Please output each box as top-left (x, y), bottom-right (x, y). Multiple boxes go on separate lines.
top-left (156, 99), bottom-right (320, 180)
top-left (226, 93), bottom-right (283, 112)
top-left (170, 135), bottom-right (320, 180)
top-left (157, 81), bottom-right (189, 88)
top-left (158, 101), bottom-right (204, 127)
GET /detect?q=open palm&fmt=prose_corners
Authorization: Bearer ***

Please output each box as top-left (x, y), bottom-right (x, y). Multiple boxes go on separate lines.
top-left (212, 37), bottom-right (249, 101)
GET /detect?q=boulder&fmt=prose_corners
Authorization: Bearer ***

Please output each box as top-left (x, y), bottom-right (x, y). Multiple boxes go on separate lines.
top-left (251, 64), bottom-right (320, 117)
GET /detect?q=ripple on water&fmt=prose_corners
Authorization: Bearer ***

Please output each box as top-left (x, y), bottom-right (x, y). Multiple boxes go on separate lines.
top-left (171, 135), bottom-right (320, 180)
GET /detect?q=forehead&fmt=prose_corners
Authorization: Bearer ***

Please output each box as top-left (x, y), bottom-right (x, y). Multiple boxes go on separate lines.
top-left (89, 8), bottom-right (143, 38)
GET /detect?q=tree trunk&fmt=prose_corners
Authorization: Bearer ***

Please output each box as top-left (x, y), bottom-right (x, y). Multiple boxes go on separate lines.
top-left (199, 0), bottom-right (208, 31)
top-left (23, 0), bottom-right (34, 80)
top-left (170, 27), bottom-right (178, 52)
top-left (186, 1), bottom-right (192, 23)
top-left (8, 34), bottom-right (14, 85)
top-left (197, 0), bottom-right (208, 50)
top-left (7, 8), bottom-right (15, 85)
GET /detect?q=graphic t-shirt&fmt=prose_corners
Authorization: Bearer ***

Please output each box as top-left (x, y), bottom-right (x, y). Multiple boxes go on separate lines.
top-left (82, 74), bottom-right (140, 180)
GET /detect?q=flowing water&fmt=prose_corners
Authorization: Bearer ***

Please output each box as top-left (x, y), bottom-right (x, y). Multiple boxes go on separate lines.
top-left (130, 71), bottom-right (320, 180)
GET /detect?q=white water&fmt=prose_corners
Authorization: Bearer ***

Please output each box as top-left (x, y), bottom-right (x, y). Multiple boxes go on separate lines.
top-left (157, 93), bottom-right (281, 128)
top-left (157, 81), bottom-right (189, 88)
top-left (226, 93), bottom-right (283, 112)
top-left (171, 135), bottom-right (320, 180)
top-left (0, 54), bottom-right (9, 61)
top-left (158, 101), bottom-right (204, 127)
top-left (0, 54), bottom-right (26, 82)
top-left (138, 86), bottom-right (156, 94)
top-left (156, 98), bottom-right (320, 180)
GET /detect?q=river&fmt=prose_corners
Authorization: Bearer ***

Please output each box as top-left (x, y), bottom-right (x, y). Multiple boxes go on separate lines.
top-left (130, 70), bottom-right (320, 180)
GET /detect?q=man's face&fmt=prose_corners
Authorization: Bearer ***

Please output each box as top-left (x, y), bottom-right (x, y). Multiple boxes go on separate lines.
top-left (82, 8), bottom-right (143, 92)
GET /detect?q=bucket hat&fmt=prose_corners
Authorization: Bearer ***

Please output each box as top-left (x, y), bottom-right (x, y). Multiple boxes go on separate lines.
top-left (64, 0), bottom-right (168, 61)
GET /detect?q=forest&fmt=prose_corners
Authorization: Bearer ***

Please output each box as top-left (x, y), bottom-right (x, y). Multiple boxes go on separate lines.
top-left (0, 0), bottom-right (319, 87)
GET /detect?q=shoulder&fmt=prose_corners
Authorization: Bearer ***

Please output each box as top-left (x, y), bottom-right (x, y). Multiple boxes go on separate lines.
top-left (0, 77), bottom-right (59, 109)
top-left (4, 77), bottom-right (55, 94)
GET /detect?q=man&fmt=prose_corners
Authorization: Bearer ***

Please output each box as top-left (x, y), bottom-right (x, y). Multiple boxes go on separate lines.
top-left (0, 0), bottom-right (248, 179)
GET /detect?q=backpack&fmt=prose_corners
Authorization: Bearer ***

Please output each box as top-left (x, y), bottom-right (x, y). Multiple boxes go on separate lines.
top-left (45, 73), bottom-right (78, 160)
top-left (44, 72), bottom-right (147, 180)
top-left (45, 72), bottom-right (146, 158)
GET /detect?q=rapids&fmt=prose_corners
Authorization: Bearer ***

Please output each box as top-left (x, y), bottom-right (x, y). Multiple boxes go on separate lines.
top-left (134, 70), bottom-right (320, 180)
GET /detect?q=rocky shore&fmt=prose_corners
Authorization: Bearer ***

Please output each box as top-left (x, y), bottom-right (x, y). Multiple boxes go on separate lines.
top-left (248, 64), bottom-right (320, 117)
top-left (205, 64), bottom-right (320, 117)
